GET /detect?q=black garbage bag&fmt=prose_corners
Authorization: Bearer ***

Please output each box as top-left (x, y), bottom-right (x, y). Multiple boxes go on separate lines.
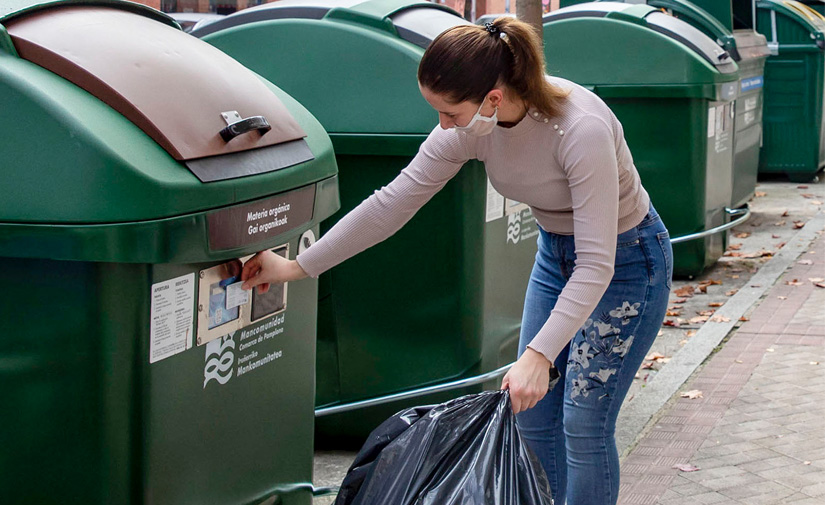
top-left (334, 390), bottom-right (554, 505)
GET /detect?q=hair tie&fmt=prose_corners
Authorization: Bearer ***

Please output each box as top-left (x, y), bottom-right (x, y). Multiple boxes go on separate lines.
top-left (485, 22), bottom-right (508, 41)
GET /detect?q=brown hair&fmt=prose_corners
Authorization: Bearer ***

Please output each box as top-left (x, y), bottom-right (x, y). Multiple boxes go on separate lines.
top-left (418, 17), bottom-right (569, 118)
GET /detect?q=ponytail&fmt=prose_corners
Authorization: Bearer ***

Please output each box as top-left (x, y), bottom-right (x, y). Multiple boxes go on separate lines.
top-left (418, 17), bottom-right (569, 118)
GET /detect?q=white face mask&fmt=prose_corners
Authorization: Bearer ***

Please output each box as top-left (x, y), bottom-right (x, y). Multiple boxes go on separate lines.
top-left (453, 99), bottom-right (498, 136)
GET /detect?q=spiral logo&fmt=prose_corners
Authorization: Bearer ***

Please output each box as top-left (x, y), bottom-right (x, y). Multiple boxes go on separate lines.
top-left (203, 334), bottom-right (236, 388)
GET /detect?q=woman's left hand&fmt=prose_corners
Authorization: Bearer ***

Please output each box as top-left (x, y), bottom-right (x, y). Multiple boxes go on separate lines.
top-left (501, 348), bottom-right (553, 414)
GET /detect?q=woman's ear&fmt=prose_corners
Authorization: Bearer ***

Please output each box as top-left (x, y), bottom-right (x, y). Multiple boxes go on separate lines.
top-left (487, 88), bottom-right (504, 108)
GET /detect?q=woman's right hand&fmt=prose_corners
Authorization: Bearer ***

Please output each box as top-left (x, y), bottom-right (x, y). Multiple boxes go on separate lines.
top-left (241, 250), bottom-right (308, 293)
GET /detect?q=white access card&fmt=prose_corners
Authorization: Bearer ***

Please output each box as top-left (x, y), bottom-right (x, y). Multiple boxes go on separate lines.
top-left (225, 281), bottom-right (249, 310)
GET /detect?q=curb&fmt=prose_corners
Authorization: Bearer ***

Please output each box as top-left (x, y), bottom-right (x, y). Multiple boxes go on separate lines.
top-left (615, 210), bottom-right (825, 457)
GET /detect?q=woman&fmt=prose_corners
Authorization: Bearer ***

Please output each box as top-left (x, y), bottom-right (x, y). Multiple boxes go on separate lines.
top-left (241, 17), bottom-right (672, 505)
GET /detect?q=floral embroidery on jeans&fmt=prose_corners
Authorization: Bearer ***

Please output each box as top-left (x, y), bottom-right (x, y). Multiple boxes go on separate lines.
top-left (609, 301), bottom-right (641, 325)
top-left (568, 300), bottom-right (641, 403)
top-left (570, 341), bottom-right (595, 369)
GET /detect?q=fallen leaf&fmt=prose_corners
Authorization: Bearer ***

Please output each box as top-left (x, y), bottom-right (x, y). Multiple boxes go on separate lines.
top-left (728, 243), bottom-right (743, 250)
top-left (804, 461), bottom-right (812, 465)
top-left (657, 329), bottom-right (664, 337)
top-left (679, 339), bottom-right (689, 345)
top-left (734, 232), bottom-right (751, 239)
top-left (673, 298), bottom-right (688, 304)
top-left (797, 185), bottom-right (809, 189)
top-left (710, 315), bottom-right (731, 323)
top-left (690, 315), bottom-right (710, 324)
top-left (775, 220), bottom-right (787, 226)
top-left (731, 268), bottom-right (744, 273)
top-left (641, 362), bottom-right (656, 369)
top-left (812, 200), bottom-right (824, 205)
top-left (666, 310), bottom-right (682, 316)
top-left (800, 193), bottom-right (815, 199)
top-left (663, 320), bottom-right (680, 327)
top-left (709, 302), bottom-right (724, 307)
top-left (811, 251), bottom-right (817, 254)
top-left (645, 352), bottom-right (666, 361)
top-left (799, 260), bottom-right (813, 265)
top-left (673, 463), bottom-right (701, 472)
top-left (767, 348), bottom-right (775, 352)
top-left (680, 390), bottom-right (703, 399)
top-left (778, 296), bottom-right (788, 300)
top-left (674, 285), bottom-right (696, 298)
top-left (782, 210), bottom-right (790, 217)
top-left (755, 191), bottom-right (767, 197)
top-left (816, 282), bottom-right (825, 289)
top-left (726, 290), bottom-right (739, 296)
top-left (634, 372), bottom-right (640, 379)
top-left (751, 284), bottom-right (762, 288)
top-left (810, 362), bottom-right (820, 366)
top-left (735, 360), bottom-right (744, 364)
top-left (739, 316), bottom-right (750, 322)
top-left (686, 330), bottom-right (697, 337)
top-left (786, 279), bottom-right (805, 286)
top-left (794, 221), bottom-right (806, 229)
top-left (731, 275), bottom-right (740, 279)
top-left (661, 357), bottom-right (671, 363)
top-left (698, 310), bottom-right (716, 316)
top-left (777, 242), bottom-right (786, 249)
top-left (699, 279), bottom-right (723, 286)
top-left (809, 278), bottom-right (824, 283)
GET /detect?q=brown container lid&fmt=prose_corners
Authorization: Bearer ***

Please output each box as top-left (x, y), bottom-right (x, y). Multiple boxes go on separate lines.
top-left (6, 5), bottom-right (307, 161)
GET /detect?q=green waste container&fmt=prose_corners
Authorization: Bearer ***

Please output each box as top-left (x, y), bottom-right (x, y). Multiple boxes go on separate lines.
top-left (545, 2), bottom-right (746, 277)
top-left (0, 1), bottom-right (339, 504)
top-left (755, 0), bottom-right (825, 181)
top-left (195, 0), bottom-right (539, 445)
top-left (632, 0), bottom-right (770, 208)
top-left (562, 0), bottom-right (770, 212)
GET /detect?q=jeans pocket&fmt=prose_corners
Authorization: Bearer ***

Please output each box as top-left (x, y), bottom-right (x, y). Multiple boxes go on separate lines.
top-left (656, 231), bottom-right (673, 290)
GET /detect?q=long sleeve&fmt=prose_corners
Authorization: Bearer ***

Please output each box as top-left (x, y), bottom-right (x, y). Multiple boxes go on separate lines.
top-left (526, 115), bottom-right (621, 362)
top-left (296, 126), bottom-right (473, 277)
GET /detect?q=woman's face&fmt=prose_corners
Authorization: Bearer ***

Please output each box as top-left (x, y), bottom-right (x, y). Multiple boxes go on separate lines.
top-left (419, 85), bottom-right (496, 130)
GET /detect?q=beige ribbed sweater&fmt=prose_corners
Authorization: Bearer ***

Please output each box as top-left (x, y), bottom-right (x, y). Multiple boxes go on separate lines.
top-left (297, 76), bottom-right (651, 362)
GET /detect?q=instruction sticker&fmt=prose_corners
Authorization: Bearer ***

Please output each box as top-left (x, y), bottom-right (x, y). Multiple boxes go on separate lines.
top-left (150, 273), bottom-right (195, 364)
top-left (486, 178), bottom-right (505, 222)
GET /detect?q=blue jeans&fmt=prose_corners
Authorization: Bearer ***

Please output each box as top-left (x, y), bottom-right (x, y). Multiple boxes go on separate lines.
top-left (516, 206), bottom-right (672, 505)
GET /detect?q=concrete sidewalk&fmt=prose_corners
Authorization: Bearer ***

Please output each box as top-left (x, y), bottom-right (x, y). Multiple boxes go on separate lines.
top-left (618, 231), bottom-right (825, 505)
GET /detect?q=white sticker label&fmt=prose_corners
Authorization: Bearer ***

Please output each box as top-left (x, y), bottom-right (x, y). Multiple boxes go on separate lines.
top-left (486, 178), bottom-right (505, 222)
top-left (225, 281), bottom-right (249, 310)
top-left (707, 107), bottom-right (716, 138)
top-left (745, 97), bottom-right (758, 112)
top-left (150, 273), bottom-right (195, 364)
